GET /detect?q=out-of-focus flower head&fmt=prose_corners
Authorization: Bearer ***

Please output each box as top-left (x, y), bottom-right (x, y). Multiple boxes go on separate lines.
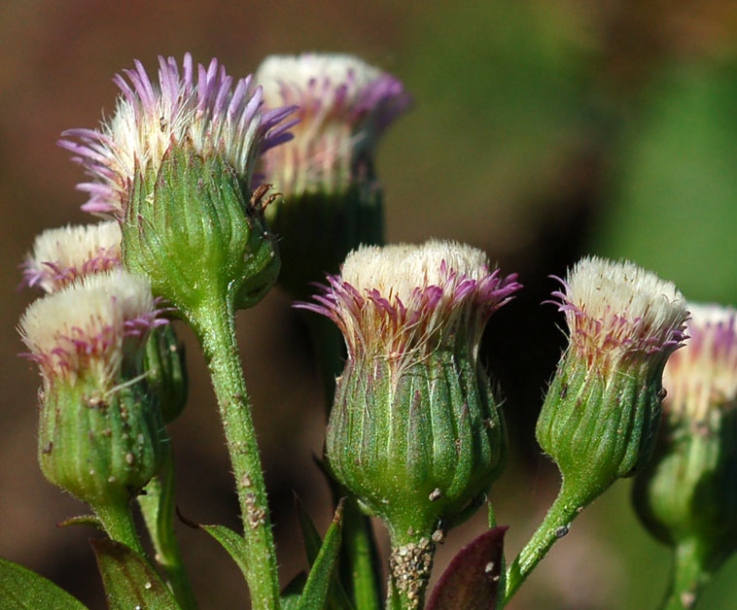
top-left (256, 52), bottom-right (410, 197)
top-left (633, 303), bottom-right (737, 586)
top-left (663, 303), bottom-right (737, 423)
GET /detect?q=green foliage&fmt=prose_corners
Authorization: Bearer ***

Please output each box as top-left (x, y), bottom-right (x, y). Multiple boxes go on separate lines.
top-left (0, 558), bottom-right (88, 610)
top-left (91, 539), bottom-right (179, 609)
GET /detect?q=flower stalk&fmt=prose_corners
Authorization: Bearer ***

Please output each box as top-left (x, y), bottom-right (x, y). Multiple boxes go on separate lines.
top-left (191, 297), bottom-right (280, 610)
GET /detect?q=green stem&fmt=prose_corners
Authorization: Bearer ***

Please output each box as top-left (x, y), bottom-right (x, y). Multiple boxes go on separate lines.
top-left (659, 540), bottom-right (716, 610)
top-left (193, 298), bottom-right (280, 610)
top-left (503, 484), bottom-right (583, 603)
top-left (93, 501), bottom-right (145, 556)
top-left (138, 447), bottom-right (198, 610)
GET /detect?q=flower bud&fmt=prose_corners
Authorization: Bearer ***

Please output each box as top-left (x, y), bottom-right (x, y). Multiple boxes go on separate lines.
top-left (300, 240), bottom-right (520, 542)
top-left (256, 53), bottom-right (410, 297)
top-left (537, 257), bottom-right (689, 506)
top-left (60, 54), bottom-right (296, 318)
top-left (21, 221), bottom-right (121, 292)
top-left (633, 304), bottom-right (737, 568)
top-left (19, 271), bottom-right (166, 507)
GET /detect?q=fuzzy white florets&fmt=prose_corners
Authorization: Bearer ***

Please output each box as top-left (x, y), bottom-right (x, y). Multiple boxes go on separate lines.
top-left (300, 240), bottom-right (519, 373)
top-left (20, 270), bottom-right (159, 387)
top-left (23, 222), bottom-right (121, 292)
top-left (555, 256), bottom-right (688, 370)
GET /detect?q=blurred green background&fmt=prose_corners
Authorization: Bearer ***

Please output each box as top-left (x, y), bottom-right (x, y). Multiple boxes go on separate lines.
top-left (2, 0), bottom-right (737, 608)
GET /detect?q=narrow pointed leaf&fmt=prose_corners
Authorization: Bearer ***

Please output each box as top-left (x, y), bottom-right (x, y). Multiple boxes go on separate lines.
top-left (91, 539), bottom-right (179, 609)
top-left (281, 572), bottom-right (306, 610)
top-left (295, 496), bottom-right (326, 566)
top-left (426, 526), bottom-right (507, 610)
top-left (297, 501), bottom-right (346, 610)
top-left (200, 524), bottom-right (250, 584)
top-left (0, 558), bottom-right (88, 610)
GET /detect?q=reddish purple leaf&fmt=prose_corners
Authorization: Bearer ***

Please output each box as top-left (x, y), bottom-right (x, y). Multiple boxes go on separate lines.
top-left (426, 526), bottom-right (507, 610)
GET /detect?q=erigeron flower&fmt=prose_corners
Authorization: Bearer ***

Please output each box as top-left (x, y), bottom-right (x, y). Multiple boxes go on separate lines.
top-left (256, 53), bottom-right (409, 198)
top-left (303, 240), bottom-right (519, 377)
top-left (19, 271), bottom-right (166, 507)
top-left (60, 54), bottom-right (297, 320)
top-left (633, 304), bottom-right (737, 594)
top-left (661, 303), bottom-right (737, 423)
top-left (301, 240), bottom-right (519, 609)
top-left (20, 270), bottom-right (162, 389)
top-left (537, 257), bottom-right (689, 506)
top-left (61, 53), bottom-right (295, 218)
top-left (255, 53), bottom-right (410, 297)
top-left (21, 221), bottom-right (121, 292)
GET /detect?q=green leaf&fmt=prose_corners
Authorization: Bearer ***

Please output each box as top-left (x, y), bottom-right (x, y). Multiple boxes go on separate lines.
top-left (91, 539), bottom-right (179, 609)
top-left (297, 501), bottom-right (347, 610)
top-left (200, 524), bottom-right (250, 584)
top-left (426, 526), bottom-right (507, 610)
top-left (0, 557), bottom-right (88, 610)
top-left (281, 572), bottom-right (306, 610)
top-left (295, 496), bottom-right (325, 566)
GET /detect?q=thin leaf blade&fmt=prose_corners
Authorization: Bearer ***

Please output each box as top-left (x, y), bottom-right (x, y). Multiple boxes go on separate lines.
top-left (0, 557), bottom-right (88, 610)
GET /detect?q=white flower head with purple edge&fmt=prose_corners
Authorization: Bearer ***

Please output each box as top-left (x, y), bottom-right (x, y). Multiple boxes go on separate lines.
top-left (60, 53), bottom-right (297, 217)
top-left (551, 257), bottom-right (689, 373)
top-left (255, 53), bottom-right (410, 195)
top-left (22, 221), bottom-right (122, 293)
top-left (298, 240), bottom-right (520, 375)
top-left (19, 270), bottom-right (165, 389)
top-left (663, 303), bottom-right (737, 423)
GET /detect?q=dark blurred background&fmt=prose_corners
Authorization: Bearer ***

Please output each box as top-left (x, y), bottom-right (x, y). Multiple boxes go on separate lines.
top-left (2, 1), bottom-right (737, 608)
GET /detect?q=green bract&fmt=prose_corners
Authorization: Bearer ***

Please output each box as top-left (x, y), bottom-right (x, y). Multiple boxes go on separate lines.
top-left (123, 148), bottom-right (280, 324)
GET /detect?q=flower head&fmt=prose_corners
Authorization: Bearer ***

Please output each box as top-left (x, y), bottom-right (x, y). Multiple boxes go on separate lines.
top-left (256, 53), bottom-right (410, 197)
top-left (60, 53), bottom-right (296, 217)
top-left (633, 303), bottom-right (737, 577)
top-left (20, 270), bottom-right (163, 389)
top-left (306, 241), bottom-right (519, 556)
top-left (299, 240), bottom-right (520, 376)
top-left (537, 257), bottom-right (690, 506)
top-left (663, 304), bottom-right (737, 423)
top-left (551, 256), bottom-right (688, 372)
top-left (21, 222), bottom-right (121, 292)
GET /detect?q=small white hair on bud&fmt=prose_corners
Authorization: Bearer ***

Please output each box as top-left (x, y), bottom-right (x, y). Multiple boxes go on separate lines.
top-left (341, 239), bottom-right (489, 304)
top-left (23, 222), bottom-right (121, 292)
top-left (664, 302), bottom-right (737, 422)
top-left (20, 270), bottom-right (157, 385)
top-left (556, 256), bottom-right (688, 367)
